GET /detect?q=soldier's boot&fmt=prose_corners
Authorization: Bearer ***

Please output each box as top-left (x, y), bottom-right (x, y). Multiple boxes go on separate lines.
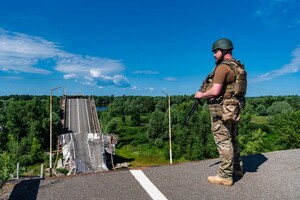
top-left (207, 175), bottom-right (233, 186)
top-left (234, 166), bottom-right (243, 177)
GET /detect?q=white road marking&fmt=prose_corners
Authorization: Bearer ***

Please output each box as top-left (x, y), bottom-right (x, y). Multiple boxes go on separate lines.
top-left (84, 99), bottom-right (91, 133)
top-left (68, 99), bottom-right (71, 133)
top-left (77, 98), bottom-right (81, 133)
top-left (130, 170), bottom-right (168, 200)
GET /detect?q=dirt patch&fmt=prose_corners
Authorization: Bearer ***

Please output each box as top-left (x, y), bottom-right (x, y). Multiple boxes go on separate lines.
top-left (0, 181), bottom-right (19, 200)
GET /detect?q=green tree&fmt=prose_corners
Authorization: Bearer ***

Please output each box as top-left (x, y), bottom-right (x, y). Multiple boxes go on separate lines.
top-left (29, 137), bottom-right (44, 163)
top-left (185, 106), bottom-right (217, 160)
top-left (237, 112), bottom-right (252, 154)
top-left (131, 113), bottom-right (141, 126)
top-left (256, 104), bottom-right (268, 116)
top-left (267, 101), bottom-right (292, 115)
top-left (167, 104), bottom-right (188, 159)
top-left (147, 109), bottom-right (166, 142)
top-left (271, 111), bottom-right (300, 149)
top-left (0, 151), bottom-right (14, 182)
top-left (284, 96), bottom-right (300, 110)
top-left (155, 99), bottom-right (167, 112)
top-left (105, 118), bottom-right (118, 133)
top-left (107, 98), bottom-right (125, 116)
top-left (241, 129), bottom-right (267, 155)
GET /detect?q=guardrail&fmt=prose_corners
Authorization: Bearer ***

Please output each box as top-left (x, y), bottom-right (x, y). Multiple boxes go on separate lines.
top-left (60, 95), bottom-right (67, 133)
top-left (89, 98), bottom-right (101, 133)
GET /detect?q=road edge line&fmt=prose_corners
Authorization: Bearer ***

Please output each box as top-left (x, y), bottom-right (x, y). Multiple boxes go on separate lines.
top-left (130, 170), bottom-right (168, 200)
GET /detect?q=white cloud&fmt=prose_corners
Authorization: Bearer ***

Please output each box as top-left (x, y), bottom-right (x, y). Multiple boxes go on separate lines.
top-left (0, 28), bottom-right (130, 89)
top-left (131, 86), bottom-right (140, 91)
top-left (146, 87), bottom-right (155, 93)
top-left (90, 70), bottom-right (101, 77)
top-left (90, 74), bottom-right (130, 88)
top-left (0, 76), bottom-right (23, 80)
top-left (133, 70), bottom-right (159, 75)
top-left (113, 75), bottom-right (130, 88)
top-left (55, 55), bottom-right (130, 88)
top-left (64, 73), bottom-right (78, 79)
top-left (252, 46), bottom-right (300, 82)
top-left (55, 55), bottom-right (124, 74)
top-left (0, 29), bottom-right (66, 58)
top-left (254, 0), bottom-right (299, 29)
top-left (164, 77), bottom-right (177, 81)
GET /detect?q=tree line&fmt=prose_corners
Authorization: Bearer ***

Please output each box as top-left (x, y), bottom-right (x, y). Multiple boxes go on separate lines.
top-left (96, 95), bottom-right (300, 163)
top-left (0, 95), bottom-right (61, 182)
top-left (0, 95), bottom-right (299, 182)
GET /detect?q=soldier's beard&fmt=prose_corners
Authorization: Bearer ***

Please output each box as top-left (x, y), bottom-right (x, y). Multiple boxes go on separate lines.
top-left (215, 57), bottom-right (223, 65)
top-left (215, 52), bottom-right (226, 65)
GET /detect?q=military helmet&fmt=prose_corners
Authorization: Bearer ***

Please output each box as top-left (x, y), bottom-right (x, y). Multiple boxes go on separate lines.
top-left (212, 38), bottom-right (234, 52)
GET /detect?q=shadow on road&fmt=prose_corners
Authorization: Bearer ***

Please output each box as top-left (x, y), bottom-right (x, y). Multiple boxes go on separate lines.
top-left (8, 178), bottom-right (42, 200)
top-left (209, 153), bottom-right (268, 182)
top-left (107, 153), bottom-right (134, 170)
top-left (241, 153), bottom-right (268, 174)
top-left (234, 153), bottom-right (268, 183)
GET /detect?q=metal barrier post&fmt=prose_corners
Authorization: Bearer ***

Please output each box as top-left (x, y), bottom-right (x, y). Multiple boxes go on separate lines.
top-left (40, 164), bottom-right (44, 178)
top-left (16, 162), bottom-right (20, 180)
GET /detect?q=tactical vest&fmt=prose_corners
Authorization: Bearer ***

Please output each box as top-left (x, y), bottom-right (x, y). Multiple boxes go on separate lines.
top-left (201, 59), bottom-right (247, 121)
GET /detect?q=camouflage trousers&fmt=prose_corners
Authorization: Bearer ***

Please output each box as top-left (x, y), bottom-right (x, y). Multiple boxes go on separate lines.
top-left (211, 116), bottom-right (242, 178)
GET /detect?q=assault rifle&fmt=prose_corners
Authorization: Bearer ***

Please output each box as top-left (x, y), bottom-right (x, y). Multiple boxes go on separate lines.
top-left (184, 98), bottom-right (203, 125)
top-left (184, 73), bottom-right (210, 125)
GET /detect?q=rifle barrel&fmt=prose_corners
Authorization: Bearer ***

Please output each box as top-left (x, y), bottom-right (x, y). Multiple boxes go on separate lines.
top-left (184, 99), bottom-right (202, 124)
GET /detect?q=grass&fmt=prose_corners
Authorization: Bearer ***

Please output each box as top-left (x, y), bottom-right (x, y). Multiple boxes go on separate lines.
top-left (251, 115), bottom-right (269, 124)
top-left (116, 144), bottom-right (169, 168)
top-left (112, 114), bottom-right (169, 168)
top-left (112, 114), bottom-right (192, 168)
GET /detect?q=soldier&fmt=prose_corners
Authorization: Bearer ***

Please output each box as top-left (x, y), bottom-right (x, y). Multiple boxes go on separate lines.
top-left (195, 38), bottom-right (247, 186)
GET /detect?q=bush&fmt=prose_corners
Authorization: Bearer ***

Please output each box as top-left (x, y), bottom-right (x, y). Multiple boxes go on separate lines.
top-left (271, 111), bottom-right (300, 149)
top-left (267, 101), bottom-right (292, 115)
top-left (0, 152), bottom-right (13, 182)
top-left (56, 168), bottom-right (68, 175)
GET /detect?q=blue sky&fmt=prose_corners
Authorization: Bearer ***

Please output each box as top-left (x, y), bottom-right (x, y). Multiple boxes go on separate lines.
top-left (0, 0), bottom-right (299, 97)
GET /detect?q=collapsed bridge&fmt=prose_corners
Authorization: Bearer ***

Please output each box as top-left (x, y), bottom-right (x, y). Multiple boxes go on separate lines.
top-left (59, 95), bottom-right (115, 174)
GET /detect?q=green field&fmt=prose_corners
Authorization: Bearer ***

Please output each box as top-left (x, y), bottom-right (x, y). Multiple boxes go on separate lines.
top-left (251, 115), bottom-right (269, 124)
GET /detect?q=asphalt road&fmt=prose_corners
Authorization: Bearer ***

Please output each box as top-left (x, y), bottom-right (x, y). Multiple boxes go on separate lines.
top-left (5, 148), bottom-right (300, 200)
top-left (66, 98), bottom-right (95, 134)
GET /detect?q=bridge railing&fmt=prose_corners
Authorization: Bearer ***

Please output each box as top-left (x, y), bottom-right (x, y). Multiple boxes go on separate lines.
top-left (60, 95), bottom-right (67, 133)
top-left (89, 97), bottom-right (101, 133)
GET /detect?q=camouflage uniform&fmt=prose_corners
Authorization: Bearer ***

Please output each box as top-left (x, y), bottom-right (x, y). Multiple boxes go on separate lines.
top-left (204, 59), bottom-right (246, 179)
top-left (210, 115), bottom-right (241, 178)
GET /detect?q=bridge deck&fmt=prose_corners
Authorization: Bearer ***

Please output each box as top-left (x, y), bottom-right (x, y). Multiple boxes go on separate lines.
top-left (61, 97), bottom-right (107, 174)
